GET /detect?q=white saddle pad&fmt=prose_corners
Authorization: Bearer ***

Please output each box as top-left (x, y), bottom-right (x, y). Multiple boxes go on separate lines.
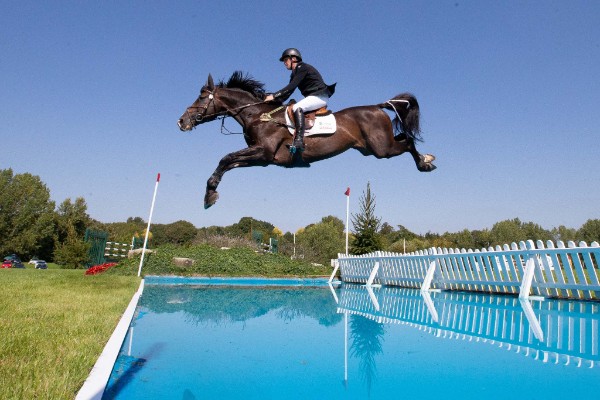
top-left (285, 112), bottom-right (336, 136)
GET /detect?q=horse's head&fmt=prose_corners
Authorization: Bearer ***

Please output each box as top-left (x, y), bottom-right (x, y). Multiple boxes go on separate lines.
top-left (178, 74), bottom-right (222, 131)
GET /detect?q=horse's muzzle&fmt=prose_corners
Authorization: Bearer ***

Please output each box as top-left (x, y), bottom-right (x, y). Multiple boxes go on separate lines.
top-left (178, 118), bottom-right (192, 131)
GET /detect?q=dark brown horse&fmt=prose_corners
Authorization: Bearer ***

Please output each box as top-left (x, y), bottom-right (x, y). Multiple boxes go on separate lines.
top-left (178, 72), bottom-right (436, 208)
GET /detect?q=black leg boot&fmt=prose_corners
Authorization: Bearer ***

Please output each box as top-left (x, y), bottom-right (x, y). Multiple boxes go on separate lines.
top-left (291, 108), bottom-right (305, 153)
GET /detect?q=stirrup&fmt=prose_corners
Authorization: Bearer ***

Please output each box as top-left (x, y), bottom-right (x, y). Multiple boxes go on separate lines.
top-left (289, 144), bottom-right (304, 154)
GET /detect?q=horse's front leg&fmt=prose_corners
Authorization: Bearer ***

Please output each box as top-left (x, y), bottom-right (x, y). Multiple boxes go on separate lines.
top-left (205, 146), bottom-right (269, 208)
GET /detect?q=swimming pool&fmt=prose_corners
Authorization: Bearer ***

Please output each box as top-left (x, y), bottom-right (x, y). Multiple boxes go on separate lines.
top-left (103, 278), bottom-right (600, 399)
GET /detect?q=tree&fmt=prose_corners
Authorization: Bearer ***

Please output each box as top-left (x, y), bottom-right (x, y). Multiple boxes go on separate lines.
top-left (578, 219), bottom-right (600, 244)
top-left (152, 220), bottom-right (198, 246)
top-left (490, 218), bottom-right (552, 246)
top-left (552, 225), bottom-right (577, 243)
top-left (0, 169), bottom-right (56, 259)
top-left (350, 182), bottom-right (382, 255)
top-left (53, 197), bottom-right (92, 268)
top-left (226, 217), bottom-right (274, 239)
top-left (97, 218), bottom-right (146, 243)
top-left (56, 197), bottom-right (90, 242)
top-left (296, 216), bottom-right (345, 264)
top-left (53, 224), bottom-right (90, 268)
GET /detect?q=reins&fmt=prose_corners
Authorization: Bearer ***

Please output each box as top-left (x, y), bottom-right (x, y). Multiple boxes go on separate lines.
top-left (191, 88), bottom-right (286, 135)
top-left (193, 98), bottom-right (266, 123)
top-left (219, 104), bottom-right (286, 136)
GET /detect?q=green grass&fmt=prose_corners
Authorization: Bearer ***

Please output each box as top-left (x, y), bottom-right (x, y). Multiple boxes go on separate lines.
top-left (0, 269), bottom-right (140, 399)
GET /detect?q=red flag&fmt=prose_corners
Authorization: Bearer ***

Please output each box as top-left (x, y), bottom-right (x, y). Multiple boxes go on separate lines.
top-left (157, 173), bottom-right (161, 182)
top-left (344, 187), bottom-right (350, 196)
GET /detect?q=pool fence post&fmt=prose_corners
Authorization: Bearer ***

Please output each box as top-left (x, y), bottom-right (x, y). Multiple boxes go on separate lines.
top-left (366, 260), bottom-right (381, 288)
top-left (366, 285), bottom-right (380, 311)
top-left (421, 261), bottom-right (437, 292)
top-left (329, 259), bottom-right (340, 283)
top-left (138, 173), bottom-right (160, 277)
top-left (519, 298), bottom-right (544, 341)
top-left (420, 290), bottom-right (439, 323)
top-left (519, 258), bottom-right (537, 300)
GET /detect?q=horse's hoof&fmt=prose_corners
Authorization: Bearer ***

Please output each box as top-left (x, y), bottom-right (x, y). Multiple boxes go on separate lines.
top-left (418, 162), bottom-right (437, 172)
top-left (204, 190), bottom-right (219, 209)
top-left (422, 154), bottom-right (436, 163)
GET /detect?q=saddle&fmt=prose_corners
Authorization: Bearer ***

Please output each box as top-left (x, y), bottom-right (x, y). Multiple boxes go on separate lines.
top-left (286, 101), bottom-right (332, 130)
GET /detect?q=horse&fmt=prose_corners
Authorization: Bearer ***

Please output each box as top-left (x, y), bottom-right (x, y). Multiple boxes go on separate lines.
top-left (178, 71), bottom-right (436, 208)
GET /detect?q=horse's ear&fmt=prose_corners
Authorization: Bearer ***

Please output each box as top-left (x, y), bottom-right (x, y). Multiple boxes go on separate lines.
top-left (206, 73), bottom-right (214, 90)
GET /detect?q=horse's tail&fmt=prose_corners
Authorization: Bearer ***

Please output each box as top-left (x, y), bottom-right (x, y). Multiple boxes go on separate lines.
top-left (378, 93), bottom-right (422, 142)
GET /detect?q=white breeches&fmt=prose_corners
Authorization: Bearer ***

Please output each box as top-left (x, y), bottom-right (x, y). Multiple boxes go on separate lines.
top-left (292, 94), bottom-right (329, 112)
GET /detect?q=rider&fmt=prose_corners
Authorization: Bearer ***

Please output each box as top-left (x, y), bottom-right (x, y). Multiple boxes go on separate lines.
top-left (264, 48), bottom-right (335, 152)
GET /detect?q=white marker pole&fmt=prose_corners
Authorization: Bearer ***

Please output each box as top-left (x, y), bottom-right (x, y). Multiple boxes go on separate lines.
top-left (345, 187), bottom-right (350, 255)
top-left (137, 173), bottom-right (160, 277)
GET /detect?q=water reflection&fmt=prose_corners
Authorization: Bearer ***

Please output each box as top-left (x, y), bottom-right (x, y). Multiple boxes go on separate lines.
top-left (349, 314), bottom-right (385, 393)
top-left (338, 285), bottom-right (600, 369)
top-left (136, 284), bottom-right (342, 326)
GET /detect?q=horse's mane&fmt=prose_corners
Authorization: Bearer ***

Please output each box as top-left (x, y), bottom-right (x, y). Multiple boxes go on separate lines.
top-left (218, 71), bottom-right (266, 100)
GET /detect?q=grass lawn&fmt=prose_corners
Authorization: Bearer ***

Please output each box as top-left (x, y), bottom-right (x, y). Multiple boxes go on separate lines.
top-left (0, 269), bottom-right (140, 399)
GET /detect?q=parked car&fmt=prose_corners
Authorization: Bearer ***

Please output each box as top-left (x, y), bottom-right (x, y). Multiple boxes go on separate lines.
top-left (4, 254), bottom-right (21, 262)
top-left (34, 260), bottom-right (48, 269)
top-left (1, 258), bottom-right (25, 268)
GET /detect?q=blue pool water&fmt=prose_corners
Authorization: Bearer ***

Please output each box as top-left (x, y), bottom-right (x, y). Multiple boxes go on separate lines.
top-left (104, 278), bottom-right (600, 399)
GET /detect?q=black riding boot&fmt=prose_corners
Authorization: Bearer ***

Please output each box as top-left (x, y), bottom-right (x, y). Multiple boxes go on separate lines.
top-left (291, 108), bottom-right (305, 153)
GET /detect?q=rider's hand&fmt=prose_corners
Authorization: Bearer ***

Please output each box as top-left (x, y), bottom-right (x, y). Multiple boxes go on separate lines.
top-left (264, 94), bottom-right (274, 102)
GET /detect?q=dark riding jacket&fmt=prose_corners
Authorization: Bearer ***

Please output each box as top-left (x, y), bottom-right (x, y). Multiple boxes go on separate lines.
top-left (272, 62), bottom-right (335, 102)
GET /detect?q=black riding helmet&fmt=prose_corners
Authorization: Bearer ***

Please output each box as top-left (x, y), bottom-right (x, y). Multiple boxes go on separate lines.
top-left (279, 48), bottom-right (302, 62)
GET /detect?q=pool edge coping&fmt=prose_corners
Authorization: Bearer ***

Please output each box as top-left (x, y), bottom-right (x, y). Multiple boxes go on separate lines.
top-left (76, 279), bottom-right (145, 400)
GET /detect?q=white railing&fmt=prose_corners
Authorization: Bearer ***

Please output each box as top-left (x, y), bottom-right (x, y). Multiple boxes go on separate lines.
top-left (337, 240), bottom-right (600, 300)
top-left (104, 241), bottom-right (131, 258)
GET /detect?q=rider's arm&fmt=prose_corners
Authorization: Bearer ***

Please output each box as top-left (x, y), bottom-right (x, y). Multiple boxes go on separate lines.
top-left (272, 66), bottom-right (307, 102)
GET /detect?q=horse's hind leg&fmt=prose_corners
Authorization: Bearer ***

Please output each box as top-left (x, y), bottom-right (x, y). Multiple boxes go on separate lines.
top-left (410, 144), bottom-right (437, 172)
top-left (356, 111), bottom-right (436, 172)
top-left (370, 138), bottom-right (436, 172)
top-left (408, 149), bottom-right (436, 172)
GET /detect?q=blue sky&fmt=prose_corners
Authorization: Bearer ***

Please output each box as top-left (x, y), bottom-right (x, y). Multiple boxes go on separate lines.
top-left (2, 1), bottom-right (599, 234)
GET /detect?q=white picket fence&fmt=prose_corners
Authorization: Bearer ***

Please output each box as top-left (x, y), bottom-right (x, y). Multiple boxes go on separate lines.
top-left (337, 240), bottom-right (600, 300)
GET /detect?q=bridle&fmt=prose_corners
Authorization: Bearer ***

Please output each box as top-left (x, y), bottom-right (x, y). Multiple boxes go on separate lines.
top-left (186, 90), bottom-right (216, 124)
top-left (186, 87), bottom-right (267, 129)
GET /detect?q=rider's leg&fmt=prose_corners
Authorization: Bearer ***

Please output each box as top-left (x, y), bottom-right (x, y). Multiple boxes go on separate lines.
top-left (292, 108), bottom-right (305, 151)
top-left (291, 95), bottom-right (328, 152)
